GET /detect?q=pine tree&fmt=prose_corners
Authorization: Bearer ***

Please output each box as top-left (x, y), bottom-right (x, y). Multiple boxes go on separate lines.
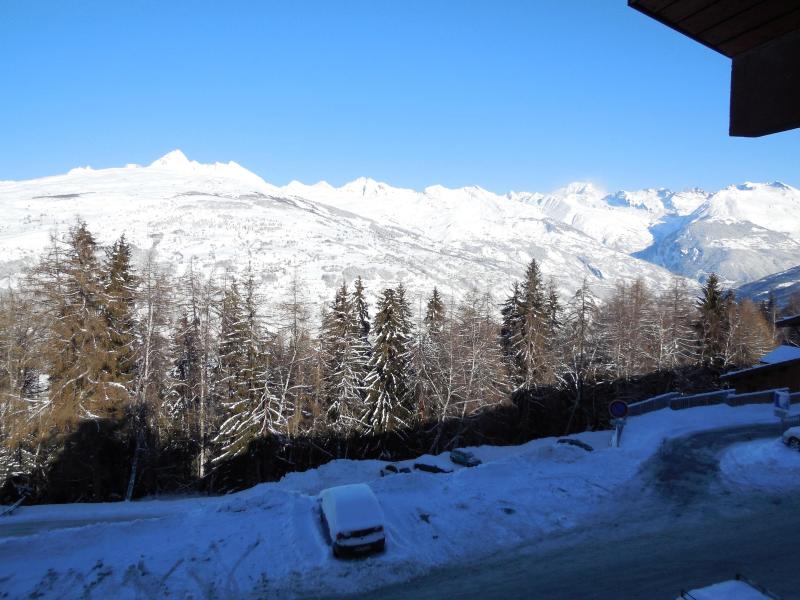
top-left (362, 288), bottom-right (414, 434)
top-left (500, 282), bottom-right (524, 373)
top-left (320, 282), bottom-right (369, 429)
top-left (515, 259), bottom-right (553, 388)
top-left (103, 234), bottom-right (138, 390)
top-left (353, 276), bottom-right (371, 342)
top-left (213, 277), bottom-right (256, 460)
top-left (696, 273), bottom-right (729, 367)
top-left (424, 287), bottom-right (446, 337)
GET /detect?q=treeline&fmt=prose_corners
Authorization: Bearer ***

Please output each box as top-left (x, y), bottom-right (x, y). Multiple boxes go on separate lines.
top-left (0, 222), bottom-right (781, 502)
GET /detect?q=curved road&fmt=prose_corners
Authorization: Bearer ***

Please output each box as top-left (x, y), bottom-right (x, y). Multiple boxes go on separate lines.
top-left (337, 423), bottom-right (800, 599)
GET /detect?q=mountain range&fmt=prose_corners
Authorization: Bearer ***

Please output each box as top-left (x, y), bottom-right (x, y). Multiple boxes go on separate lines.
top-left (1, 150), bottom-right (798, 310)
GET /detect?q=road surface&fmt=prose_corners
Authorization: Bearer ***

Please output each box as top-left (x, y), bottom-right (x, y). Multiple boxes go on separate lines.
top-left (334, 423), bottom-right (799, 600)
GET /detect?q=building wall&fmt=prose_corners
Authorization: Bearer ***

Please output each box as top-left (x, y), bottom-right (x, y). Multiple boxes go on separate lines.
top-left (726, 364), bottom-right (800, 393)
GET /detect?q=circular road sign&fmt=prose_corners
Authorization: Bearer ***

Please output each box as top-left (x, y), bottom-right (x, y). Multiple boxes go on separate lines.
top-left (608, 400), bottom-right (629, 419)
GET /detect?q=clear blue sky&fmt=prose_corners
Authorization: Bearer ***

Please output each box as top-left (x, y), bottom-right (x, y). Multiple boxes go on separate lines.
top-left (1, 0), bottom-right (798, 192)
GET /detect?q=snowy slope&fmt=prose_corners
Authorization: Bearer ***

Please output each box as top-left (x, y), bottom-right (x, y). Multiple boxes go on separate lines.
top-left (636, 182), bottom-right (800, 286)
top-left (737, 263), bottom-right (800, 305)
top-left (0, 403), bottom-right (787, 599)
top-left (0, 151), bottom-right (798, 309)
top-left (0, 152), bottom-right (685, 309)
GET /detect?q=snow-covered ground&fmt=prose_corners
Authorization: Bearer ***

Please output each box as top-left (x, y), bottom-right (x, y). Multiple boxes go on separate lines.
top-left (0, 403), bottom-right (795, 599)
top-left (720, 437), bottom-right (800, 492)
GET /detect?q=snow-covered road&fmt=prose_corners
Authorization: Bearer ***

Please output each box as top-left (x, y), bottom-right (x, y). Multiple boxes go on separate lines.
top-left (1, 404), bottom-right (798, 599)
top-left (336, 423), bottom-right (800, 599)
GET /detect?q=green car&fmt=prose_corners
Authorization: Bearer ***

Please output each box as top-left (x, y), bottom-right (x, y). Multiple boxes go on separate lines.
top-left (449, 449), bottom-right (482, 467)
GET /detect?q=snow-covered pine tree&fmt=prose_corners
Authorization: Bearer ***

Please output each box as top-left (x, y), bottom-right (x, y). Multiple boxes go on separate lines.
top-left (424, 287), bottom-right (446, 337)
top-left (353, 276), bottom-right (371, 343)
top-left (214, 278), bottom-right (255, 462)
top-left (506, 259), bottom-right (554, 389)
top-left (362, 287), bottom-right (414, 434)
top-left (320, 283), bottom-right (368, 430)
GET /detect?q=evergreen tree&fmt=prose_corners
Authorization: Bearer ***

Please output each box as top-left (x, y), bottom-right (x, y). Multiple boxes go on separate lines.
top-left (424, 287), bottom-right (446, 336)
top-left (362, 288), bottom-right (414, 434)
top-left (353, 276), bottom-right (371, 342)
top-left (695, 273), bottom-right (729, 367)
top-left (516, 259), bottom-right (553, 388)
top-left (171, 310), bottom-right (202, 436)
top-left (320, 282), bottom-right (369, 429)
top-left (500, 282), bottom-right (524, 370)
top-left (214, 276), bottom-right (270, 461)
top-left (102, 234), bottom-right (138, 389)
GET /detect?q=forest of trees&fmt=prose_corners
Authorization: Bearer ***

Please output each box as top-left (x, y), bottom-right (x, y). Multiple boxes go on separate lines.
top-left (0, 222), bottom-right (786, 503)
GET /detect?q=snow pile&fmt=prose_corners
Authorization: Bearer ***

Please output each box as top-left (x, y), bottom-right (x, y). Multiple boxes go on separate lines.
top-left (720, 438), bottom-right (800, 491)
top-left (0, 402), bottom-right (791, 599)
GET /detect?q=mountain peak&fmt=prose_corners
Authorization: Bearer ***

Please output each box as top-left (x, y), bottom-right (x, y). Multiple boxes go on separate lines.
top-left (150, 149), bottom-right (191, 169)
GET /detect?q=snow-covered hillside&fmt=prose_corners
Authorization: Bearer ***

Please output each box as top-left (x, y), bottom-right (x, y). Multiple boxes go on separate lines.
top-left (737, 264), bottom-right (800, 305)
top-left (0, 151), bottom-right (798, 309)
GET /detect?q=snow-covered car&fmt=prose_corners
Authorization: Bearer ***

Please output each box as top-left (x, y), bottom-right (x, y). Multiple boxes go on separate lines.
top-left (782, 425), bottom-right (800, 451)
top-left (678, 576), bottom-right (773, 599)
top-left (319, 483), bottom-right (386, 558)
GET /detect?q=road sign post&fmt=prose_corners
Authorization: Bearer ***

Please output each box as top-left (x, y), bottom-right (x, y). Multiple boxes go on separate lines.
top-left (608, 400), bottom-right (629, 448)
top-left (774, 389), bottom-right (790, 419)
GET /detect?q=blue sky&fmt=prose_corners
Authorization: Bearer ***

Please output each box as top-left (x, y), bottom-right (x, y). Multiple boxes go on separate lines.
top-left (1, 0), bottom-right (798, 192)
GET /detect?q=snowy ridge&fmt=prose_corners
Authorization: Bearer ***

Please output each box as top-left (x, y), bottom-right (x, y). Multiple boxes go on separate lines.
top-left (0, 151), bottom-right (798, 310)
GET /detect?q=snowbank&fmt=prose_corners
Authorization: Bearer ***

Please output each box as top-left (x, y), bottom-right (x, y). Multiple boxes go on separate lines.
top-left (720, 438), bottom-right (800, 491)
top-left (0, 403), bottom-right (785, 599)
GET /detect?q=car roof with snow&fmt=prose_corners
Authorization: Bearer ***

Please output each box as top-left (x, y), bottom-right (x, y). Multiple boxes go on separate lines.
top-left (679, 579), bottom-right (771, 599)
top-left (319, 483), bottom-right (384, 534)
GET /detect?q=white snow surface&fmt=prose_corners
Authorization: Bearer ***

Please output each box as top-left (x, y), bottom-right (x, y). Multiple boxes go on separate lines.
top-left (319, 483), bottom-right (384, 536)
top-left (2, 151), bottom-right (799, 308)
top-left (720, 438), bottom-right (800, 491)
top-left (679, 579), bottom-right (771, 599)
top-left (0, 403), bottom-right (789, 599)
top-left (758, 344), bottom-right (800, 365)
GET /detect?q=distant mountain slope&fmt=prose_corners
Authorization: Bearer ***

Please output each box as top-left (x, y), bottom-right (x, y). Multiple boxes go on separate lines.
top-left (635, 182), bottom-right (800, 286)
top-left (0, 151), bottom-right (798, 308)
top-left (737, 264), bottom-right (800, 305)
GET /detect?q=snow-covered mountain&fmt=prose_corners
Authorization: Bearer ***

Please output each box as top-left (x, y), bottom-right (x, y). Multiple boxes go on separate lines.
top-left (635, 182), bottom-right (800, 286)
top-left (737, 264), bottom-right (800, 305)
top-left (0, 151), bottom-right (798, 310)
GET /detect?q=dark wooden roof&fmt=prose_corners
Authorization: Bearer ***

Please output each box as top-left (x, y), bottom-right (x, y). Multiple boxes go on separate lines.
top-left (629, 0), bottom-right (800, 58)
